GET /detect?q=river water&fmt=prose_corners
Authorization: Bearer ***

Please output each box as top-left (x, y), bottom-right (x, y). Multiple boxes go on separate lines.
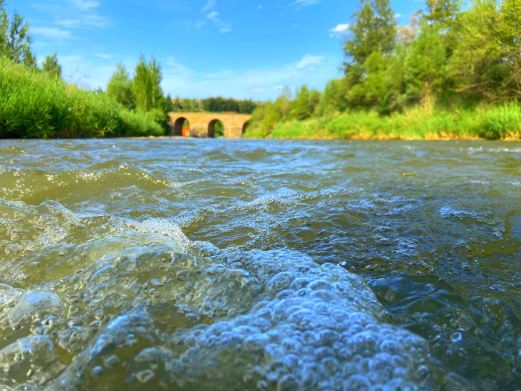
top-left (0, 139), bottom-right (520, 390)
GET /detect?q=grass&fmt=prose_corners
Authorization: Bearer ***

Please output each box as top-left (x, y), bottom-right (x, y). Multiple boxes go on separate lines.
top-left (245, 104), bottom-right (521, 141)
top-left (0, 58), bottom-right (164, 138)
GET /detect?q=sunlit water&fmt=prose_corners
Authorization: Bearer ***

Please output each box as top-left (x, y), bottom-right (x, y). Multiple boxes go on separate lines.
top-left (0, 139), bottom-right (520, 390)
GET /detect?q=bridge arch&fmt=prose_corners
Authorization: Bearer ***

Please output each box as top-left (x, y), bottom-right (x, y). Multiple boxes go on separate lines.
top-left (173, 117), bottom-right (190, 137)
top-left (208, 119), bottom-right (224, 138)
top-left (168, 112), bottom-right (252, 138)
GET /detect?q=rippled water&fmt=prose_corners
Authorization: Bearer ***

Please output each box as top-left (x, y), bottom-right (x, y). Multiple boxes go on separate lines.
top-left (0, 139), bottom-right (520, 390)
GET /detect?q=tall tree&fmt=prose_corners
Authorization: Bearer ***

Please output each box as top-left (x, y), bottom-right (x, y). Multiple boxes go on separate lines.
top-left (424, 0), bottom-right (461, 28)
top-left (107, 64), bottom-right (134, 109)
top-left (499, 0), bottom-right (521, 98)
top-left (42, 54), bottom-right (62, 79)
top-left (449, 0), bottom-right (520, 102)
top-left (344, 0), bottom-right (397, 68)
top-left (133, 56), bottom-right (164, 112)
top-left (0, 2), bottom-right (35, 67)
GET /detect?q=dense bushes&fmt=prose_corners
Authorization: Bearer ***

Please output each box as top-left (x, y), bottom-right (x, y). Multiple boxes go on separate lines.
top-left (245, 104), bottom-right (521, 140)
top-left (0, 58), bottom-right (164, 138)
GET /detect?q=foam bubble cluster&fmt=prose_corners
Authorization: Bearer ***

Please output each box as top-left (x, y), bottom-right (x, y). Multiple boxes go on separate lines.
top-left (0, 200), bottom-right (433, 390)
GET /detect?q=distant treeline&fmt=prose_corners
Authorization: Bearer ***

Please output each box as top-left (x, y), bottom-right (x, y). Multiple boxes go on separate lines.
top-left (170, 97), bottom-right (258, 114)
top-left (247, 0), bottom-right (521, 140)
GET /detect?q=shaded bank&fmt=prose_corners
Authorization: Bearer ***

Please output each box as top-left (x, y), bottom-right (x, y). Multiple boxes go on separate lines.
top-left (245, 104), bottom-right (521, 141)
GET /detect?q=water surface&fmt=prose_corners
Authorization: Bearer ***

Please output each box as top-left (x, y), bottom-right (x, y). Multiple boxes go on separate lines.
top-left (0, 139), bottom-right (520, 390)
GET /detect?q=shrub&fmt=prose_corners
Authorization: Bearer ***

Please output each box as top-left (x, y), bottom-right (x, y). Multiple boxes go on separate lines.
top-left (0, 58), bottom-right (164, 138)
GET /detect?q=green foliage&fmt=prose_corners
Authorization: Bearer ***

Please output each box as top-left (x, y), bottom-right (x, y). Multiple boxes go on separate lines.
top-left (107, 64), bottom-right (134, 109)
top-left (317, 79), bottom-right (349, 115)
top-left (118, 109), bottom-right (164, 137)
top-left (214, 120), bottom-right (224, 137)
top-left (41, 54), bottom-right (62, 79)
top-left (0, 2), bottom-right (35, 67)
top-left (171, 97), bottom-right (258, 114)
top-left (171, 97), bottom-right (202, 112)
top-left (246, 104), bottom-right (521, 141)
top-left (247, 91), bottom-right (293, 137)
top-left (133, 56), bottom-right (164, 112)
top-left (403, 23), bottom-right (447, 103)
top-left (249, 0), bottom-right (521, 139)
top-left (477, 103), bottom-right (521, 140)
top-left (449, 0), bottom-right (521, 103)
top-left (344, 0), bottom-right (397, 66)
top-left (0, 58), bottom-right (163, 138)
top-left (290, 86), bottom-right (320, 120)
top-left (424, 0), bottom-right (461, 28)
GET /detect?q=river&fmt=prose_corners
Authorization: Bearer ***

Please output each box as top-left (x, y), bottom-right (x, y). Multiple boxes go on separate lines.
top-left (0, 139), bottom-right (520, 390)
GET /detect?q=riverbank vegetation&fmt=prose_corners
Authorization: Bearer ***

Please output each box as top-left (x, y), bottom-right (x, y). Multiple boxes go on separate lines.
top-left (0, 58), bottom-right (164, 138)
top-left (246, 0), bottom-right (521, 140)
top-left (170, 97), bottom-right (258, 114)
top-left (0, 1), bottom-right (166, 138)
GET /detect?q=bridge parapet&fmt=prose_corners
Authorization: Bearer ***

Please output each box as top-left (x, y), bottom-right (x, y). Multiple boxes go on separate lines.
top-left (168, 112), bottom-right (252, 138)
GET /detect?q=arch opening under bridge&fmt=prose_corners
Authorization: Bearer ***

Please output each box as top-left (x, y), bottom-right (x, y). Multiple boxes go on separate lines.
top-left (168, 112), bottom-right (252, 139)
top-left (208, 119), bottom-right (224, 138)
top-left (173, 117), bottom-right (190, 137)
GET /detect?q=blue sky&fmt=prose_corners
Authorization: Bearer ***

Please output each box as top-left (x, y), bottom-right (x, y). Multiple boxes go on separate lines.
top-left (10, 0), bottom-right (423, 100)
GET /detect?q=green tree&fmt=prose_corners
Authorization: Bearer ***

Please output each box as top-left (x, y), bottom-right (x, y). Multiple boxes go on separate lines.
top-left (41, 53), bottom-right (62, 79)
top-left (449, 0), bottom-right (520, 102)
top-left (290, 86), bottom-right (320, 120)
top-left (0, 2), bottom-right (35, 67)
top-left (133, 56), bottom-right (164, 112)
top-left (403, 23), bottom-right (447, 104)
top-left (344, 0), bottom-right (397, 68)
top-left (317, 79), bottom-right (349, 115)
top-left (107, 64), bottom-right (134, 109)
top-left (424, 0), bottom-right (461, 28)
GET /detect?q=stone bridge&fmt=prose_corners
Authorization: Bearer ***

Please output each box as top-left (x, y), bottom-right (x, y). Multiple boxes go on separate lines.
top-left (168, 112), bottom-right (252, 138)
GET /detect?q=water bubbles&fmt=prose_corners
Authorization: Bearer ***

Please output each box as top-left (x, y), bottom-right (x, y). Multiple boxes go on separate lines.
top-left (489, 284), bottom-right (506, 293)
top-left (136, 369), bottom-right (155, 383)
top-left (450, 332), bottom-right (463, 344)
top-left (7, 291), bottom-right (62, 329)
top-left (0, 199), bottom-right (432, 390)
top-left (91, 366), bottom-right (104, 377)
top-left (103, 355), bottom-right (120, 368)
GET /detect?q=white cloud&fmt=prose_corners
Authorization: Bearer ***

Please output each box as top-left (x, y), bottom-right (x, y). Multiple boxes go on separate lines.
top-left (57, 54), bottom-right (119, 89)
top-left (47, 52), bottom-right (339, 100)
top-left (197, 0), bottom-right (231, 33)
top-left (55, 13), bottom-right (108, 28)
top-left (31, 27), bottom-right (73, 41)
top-left (31, 0), bottom-right (108, 46)
top-left (160, 54), bottom-right (338, 100)
top-left (294, 0), bottom-right (320, 5)
top-left (95, 53), bottom-right (112, 60)
top-left (296, 55), bottom-right (324, 70)
top-left (67, 0), bottom-right (100, 10)
top-left (329, 23), bottom-right (349, 37)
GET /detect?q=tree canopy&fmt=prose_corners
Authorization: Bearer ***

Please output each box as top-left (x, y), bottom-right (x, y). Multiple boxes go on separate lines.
top-left (42, 54), bottom-right (62, 79)
top-left (0, 1), bottom-right (35, 67)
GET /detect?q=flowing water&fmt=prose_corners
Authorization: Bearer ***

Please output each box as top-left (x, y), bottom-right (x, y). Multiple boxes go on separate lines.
top-left (0, 139), bottom-right (520, 390)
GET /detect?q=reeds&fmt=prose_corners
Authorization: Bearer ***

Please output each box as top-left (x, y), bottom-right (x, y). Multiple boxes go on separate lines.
top-left (0, 58), bottom-right (164, 138)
